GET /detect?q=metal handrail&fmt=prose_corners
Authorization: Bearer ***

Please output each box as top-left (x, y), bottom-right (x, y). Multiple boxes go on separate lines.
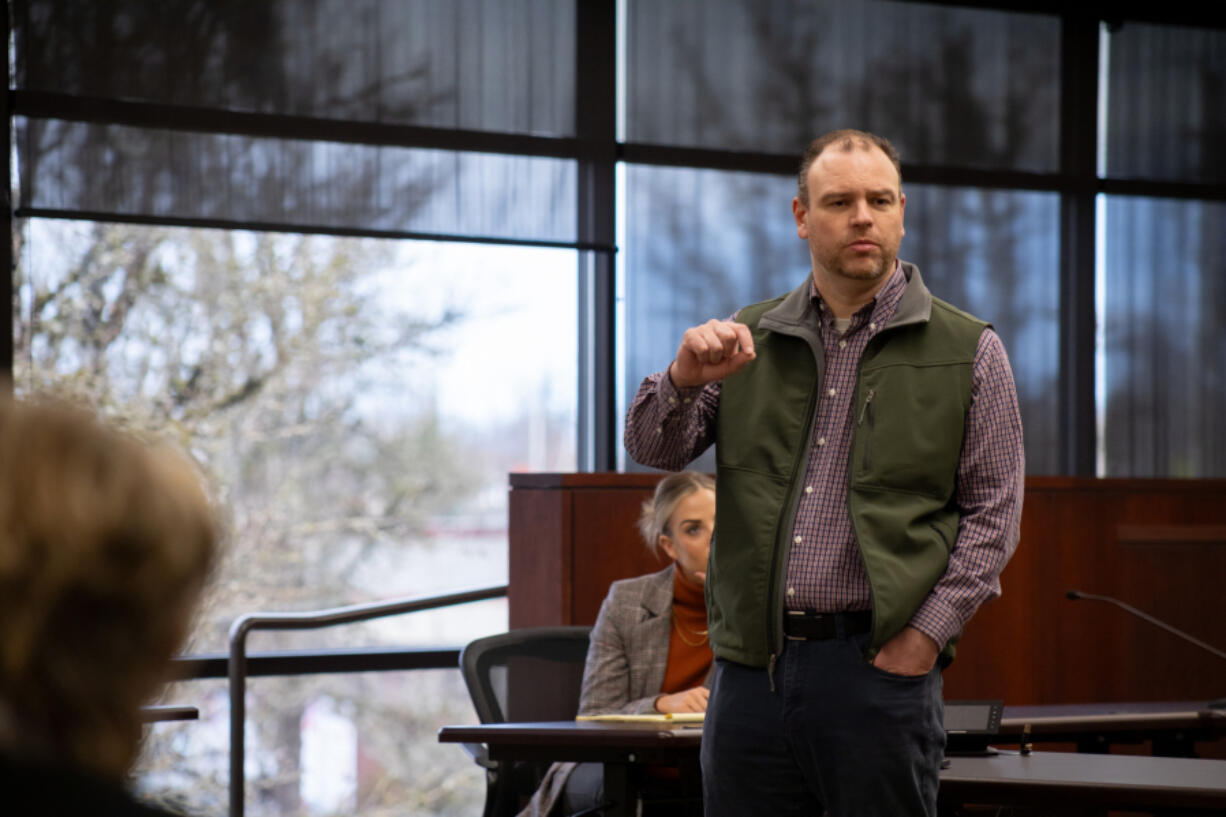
top-left (177, 645), bottom-right (466, 679)
top-left (176, 645), bottom-right (463, 679)
top-left (227, 584), bottom-right (508, 817)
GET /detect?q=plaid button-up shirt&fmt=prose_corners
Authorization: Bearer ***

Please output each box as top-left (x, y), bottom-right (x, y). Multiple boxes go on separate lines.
top-left (624, 263), bottom-right (1024, 648)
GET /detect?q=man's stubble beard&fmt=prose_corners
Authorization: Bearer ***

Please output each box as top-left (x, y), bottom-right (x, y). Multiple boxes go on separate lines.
top-left (833, 257), bottom-right (892, 282)
top-left (815, 244), bottom-right (896, 284)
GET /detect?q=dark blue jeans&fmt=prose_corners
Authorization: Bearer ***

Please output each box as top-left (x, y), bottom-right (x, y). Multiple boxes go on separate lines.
top-left (701, 632), bottom-right (945, 817)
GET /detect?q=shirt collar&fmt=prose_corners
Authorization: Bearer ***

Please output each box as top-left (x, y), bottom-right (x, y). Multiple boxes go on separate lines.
top-left (809, 259), bottom-right (907, 332)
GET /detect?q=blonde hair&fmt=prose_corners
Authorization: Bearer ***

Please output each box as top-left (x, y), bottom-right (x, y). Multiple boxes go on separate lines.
top-left (0, 396), bottom-right (218, 779)
top-left (637, 471), bottom-right (715, 558)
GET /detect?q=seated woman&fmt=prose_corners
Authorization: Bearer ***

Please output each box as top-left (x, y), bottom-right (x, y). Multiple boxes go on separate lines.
top-left (521, 470), bottom-right (715, 816)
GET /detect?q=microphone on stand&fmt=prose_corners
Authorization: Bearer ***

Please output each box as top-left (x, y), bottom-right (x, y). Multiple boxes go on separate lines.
top-left (1065, 589), bottom-right (1226, 709)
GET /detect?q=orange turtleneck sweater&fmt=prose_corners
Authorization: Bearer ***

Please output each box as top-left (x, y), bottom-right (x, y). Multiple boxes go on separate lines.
top-left (660, 568), bottom-right (714, 695)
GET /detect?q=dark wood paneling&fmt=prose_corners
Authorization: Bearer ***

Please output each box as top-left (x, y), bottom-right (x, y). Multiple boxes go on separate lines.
top-left (510, 473), bottom-right (669, 628)
top-left (942, 480), bottom-right (1226, 704)
top-left (508, 484), bottom-right (571, 628)
top-left (510, 475), bottom-right (1226, 705)
top-left (569, 490), bottom-right (670, 625)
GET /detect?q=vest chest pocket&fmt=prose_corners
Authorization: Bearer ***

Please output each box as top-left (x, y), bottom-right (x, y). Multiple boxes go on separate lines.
top-left (852, 362), bottom-right (969, 499)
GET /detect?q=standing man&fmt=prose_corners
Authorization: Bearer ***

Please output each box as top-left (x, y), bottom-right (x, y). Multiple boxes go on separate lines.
top-left (624, 129), bottom-right (1024, 816)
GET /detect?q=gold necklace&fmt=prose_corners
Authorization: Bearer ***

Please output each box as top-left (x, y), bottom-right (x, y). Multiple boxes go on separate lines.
top-left (672, 616), bottom-right (709, 646)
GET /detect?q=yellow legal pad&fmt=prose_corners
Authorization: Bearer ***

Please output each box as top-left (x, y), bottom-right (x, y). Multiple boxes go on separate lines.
top-left (576, 712), bottom-right (705, 723)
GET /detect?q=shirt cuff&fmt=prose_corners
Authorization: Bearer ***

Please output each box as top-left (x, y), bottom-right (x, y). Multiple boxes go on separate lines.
top-left (658, 368), bottom-right (704, 408)
top-left (908, 595), bottom-right (963, 650)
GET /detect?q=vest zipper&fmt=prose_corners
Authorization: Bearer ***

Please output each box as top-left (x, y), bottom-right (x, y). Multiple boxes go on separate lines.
top-left (857, 388), bottom-right (876, 470)
top-left (767, 346), bottom-right (823, 693)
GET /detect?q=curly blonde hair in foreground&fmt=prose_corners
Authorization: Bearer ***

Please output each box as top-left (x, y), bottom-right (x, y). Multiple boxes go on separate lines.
top-left (0, 396), bottom-right (218, 779)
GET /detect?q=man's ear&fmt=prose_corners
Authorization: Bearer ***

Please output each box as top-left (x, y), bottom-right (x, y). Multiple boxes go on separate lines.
top-left (792, 196), bottom-right (809, 239)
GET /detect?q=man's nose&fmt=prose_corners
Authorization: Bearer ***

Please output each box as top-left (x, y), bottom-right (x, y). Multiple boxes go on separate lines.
top-left (850, 199), bottom-right (873, 225)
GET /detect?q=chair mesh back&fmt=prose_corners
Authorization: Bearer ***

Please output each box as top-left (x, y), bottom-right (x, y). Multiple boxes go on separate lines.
top-left (461, 627), bottom-right (592, 724)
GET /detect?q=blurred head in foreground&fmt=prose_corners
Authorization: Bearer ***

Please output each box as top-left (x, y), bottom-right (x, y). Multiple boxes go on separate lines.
top-left (0, 396), bottom-right (218, 780)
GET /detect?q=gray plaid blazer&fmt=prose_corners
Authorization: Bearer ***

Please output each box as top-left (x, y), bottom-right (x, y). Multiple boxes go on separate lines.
top-left (578, 564), bottom-right (677, 715)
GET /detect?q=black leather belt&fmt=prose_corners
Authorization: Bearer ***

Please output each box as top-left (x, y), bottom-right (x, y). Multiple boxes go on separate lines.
top-left (783, 610), bottom-right (872, 640)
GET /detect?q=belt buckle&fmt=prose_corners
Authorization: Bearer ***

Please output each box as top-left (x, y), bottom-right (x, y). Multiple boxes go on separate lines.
top-left (785, 610), bottom-right (815, 641)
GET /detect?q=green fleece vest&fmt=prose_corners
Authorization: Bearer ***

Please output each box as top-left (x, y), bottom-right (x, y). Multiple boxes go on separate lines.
top-left (709, 270), bottom-right (986, 668)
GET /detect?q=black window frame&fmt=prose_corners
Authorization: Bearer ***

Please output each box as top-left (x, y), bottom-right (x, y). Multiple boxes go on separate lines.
top-left (5, 0), bottom-right (1226, 475)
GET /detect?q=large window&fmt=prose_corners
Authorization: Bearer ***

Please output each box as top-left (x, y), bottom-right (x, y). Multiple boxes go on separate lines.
top-left (625, 0), bottom-right (1061, 171)
top-left (12, 0), bottom-right (576, 135)
top-left (7, 2), bottom-right (1226, 815)
top-left (14, 220), bottom-right (577, 646)
top-left (9, 2), bottom-right (586, 811)
top-left (1102, 22), bottom-right (1226, 185)
top-left (13, 218), bottom-right (575, 810)
top-left (1098, 197), bottom-right (1226, 476)
top-left (1096, 21), bottom-right (1226, 475)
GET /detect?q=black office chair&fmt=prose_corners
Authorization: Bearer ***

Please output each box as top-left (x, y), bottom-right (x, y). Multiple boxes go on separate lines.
top-left (459, 626), bottom-right (593, 817)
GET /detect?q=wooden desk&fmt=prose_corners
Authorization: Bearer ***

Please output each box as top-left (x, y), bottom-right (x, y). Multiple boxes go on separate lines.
top-left (940, 751), bottom-right (1226, 812)
top-left (439, 721), bottom-right (1226, 815)
top-left (440, 719), bottom-right (703, 763)
top-left (998, 701), bottom-right (1226, 755)
top-left (439, 721), bottom-right (701, 817)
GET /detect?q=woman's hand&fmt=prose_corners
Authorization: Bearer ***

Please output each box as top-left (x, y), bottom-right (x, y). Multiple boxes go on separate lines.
top-left (654, 686), bottom-right (709, 714)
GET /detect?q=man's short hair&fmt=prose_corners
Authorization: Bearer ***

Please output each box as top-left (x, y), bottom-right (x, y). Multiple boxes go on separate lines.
top-left (797, 129), bottom-right (903, 206)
